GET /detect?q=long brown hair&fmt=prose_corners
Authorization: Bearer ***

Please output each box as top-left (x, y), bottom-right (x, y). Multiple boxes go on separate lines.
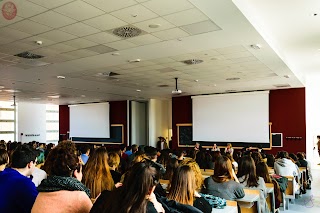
top-left (98, 161), bottom-right (160, 213)
top-left (256, 161), bottom-right (271, 183)
top-left (167, 165), bottom-right (196, 206)
top-left (180, 158), bottom-right (203, 190)
top-left (212, 156), bottom-right (233, 183)
top-left (83, 147), bottom-right (114, 199)
top-left (237, 155), bottom-right (259, 187)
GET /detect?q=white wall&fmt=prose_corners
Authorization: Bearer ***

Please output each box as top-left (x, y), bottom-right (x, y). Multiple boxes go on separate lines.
top-left (148, 99), bottom-right (171, 147)
top-left (306, 73), bottom-right (320, 162)
top-left (18, 102), bottom-right (47, 143)
top-left (131, 101), bottom-right (147, 146)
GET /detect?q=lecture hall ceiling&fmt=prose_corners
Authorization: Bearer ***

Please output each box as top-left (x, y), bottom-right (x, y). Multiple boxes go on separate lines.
top-left (0, 0), bottom-right (308, 104)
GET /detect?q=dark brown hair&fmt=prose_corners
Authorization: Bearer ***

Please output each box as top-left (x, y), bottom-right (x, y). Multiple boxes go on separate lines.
top-left (237, 156), bottom-right (259, 187)
top-left (256, 161), bottom-right (271, 183)
top-left (43, 141), bottom-right (80, 177)
top-left (212, 156), bottom-right (233, 183)
top-left (97, 161), bottom-right (159, 213)
top-left (0, 149), bottom-right (9, 165)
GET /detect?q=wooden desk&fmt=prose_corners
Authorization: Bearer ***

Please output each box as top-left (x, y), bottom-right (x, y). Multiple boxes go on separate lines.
top-left (212, 206), bottom-right (237, 213)
top-left (236, 192), bottom-right (260, 213)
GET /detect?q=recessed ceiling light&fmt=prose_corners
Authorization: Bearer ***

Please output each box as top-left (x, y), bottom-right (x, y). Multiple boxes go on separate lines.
top-left (57, 76), bottom-right (65, 79)
top-left (129, 59), bottom-right (141, 63)
top-left (250, 44), bottom-right (262, 50)
top-left (48, 95), bottom-right (60, 99)
top-left (35, 41), bottom-right (42, 45)
top-left (194, 80), bottom-right (199, 82)
top-left (136, 89), bottom-right (141, 92)
top-left (112, 52), bottom-right (120, 56)
top-left (4, 89), bottom-right (20, 93)
top-left (81, 95), bottom-right (86, 98)
top-left (149, 24), bottom-right (161, 28)
top-left (131, 14), bottom-right (138, 17)
top-left (283, 75), bottom-right (290, 78)
top-left (31, 97), bottom-right (41, 100)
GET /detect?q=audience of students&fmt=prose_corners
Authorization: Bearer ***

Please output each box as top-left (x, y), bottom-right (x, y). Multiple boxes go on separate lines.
top-left (0, 138), bottom-right (314, 213)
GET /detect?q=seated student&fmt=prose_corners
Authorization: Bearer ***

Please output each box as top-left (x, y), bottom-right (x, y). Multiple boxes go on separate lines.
top-left (289, 153), bottom-right (301, 167)
top-left (163, 158), bottom-right (179, 181)
top-left (83, 147), bottom-right (115, 200)
top-left (237, 156), bottom-right (270, 213)
top-left (167, 165), bottom-right (211, 213)
top-left (224, 143), bottom-right (234, 156)
top-left (274, 151), bottom-right (300, 193)
top-left (90, 161), bottom-right (165, 213)
top-left (226, 153), bottom-right (238, 171)
top-left (32, 141), bottom-right (92, 213)
top-left (0, 144), bottom-right (39, 213)
top-left (203, 156), bottom-right (245, 200)
top-left (251, 152), bottom-right (263, 165)
top-left (145, 146), bottom-right (166, 175)
top-left (266, 154), bottom-right (275, 168)
top-left (0, 149), bottom-right (9, 171)
top-left (297, 152), bottom-right (312, 182)
top-left (211, 143), bottom-right (220, 151)
top-left (180, 159), bottom-right (204, 192)
top-left (80, 144), bottom-right (91, 165)
top-left (31, 150), bottom-right (47, 187)
top-left (108, 152), bottom-right (122, 184)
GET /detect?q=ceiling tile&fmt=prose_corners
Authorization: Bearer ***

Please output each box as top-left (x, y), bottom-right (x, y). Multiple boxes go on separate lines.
top-left (83, 0), bottom-right (137, 13)
top-left (13, 0), bottom-right (48, 18)
top-left (216, 45), bottom-right (248, 54)
top-left (151, 57), bottom-right (176, 64)
top-left (126, 34), bottom-right (161, 45)
top-left (107, 40), bottom-right (137, 50)
top-left (133, 17), bottom-right (175, 33)
top-left (83, 14), bottom-right (127, 31)
top-left (30, 11), bottom-right (77, 28)
top-left (0, 15), bottom-right (23, 28)
top-left (180, 20), bottom-right (222, 35)
top-left (142, 0), bottom-right (194, 16)
top-left (60, 23), bottom-right (100, 37)
top-left (62, 49), bottom-right (98, 58)
top-left (164, 8), bottom-right (208, 26)
top-left (0, 27), bottom-right (32, 40)
top-left (28, 0), bottom-right (75, 9)
top-left (20, 36), bottom-right (57, 47)
top-left (84, 32), bottom-right (121, 44)
top-left (54, 0), bottom-right (105, 21)
top-left (0, 42), bottom-right (38, 55)
top-left (111, 5), bottom-right (158, 24)
top-left (37, 30), bottom-right (77, 42)
top-left (152, 28), bottom-right (189, 40)
top-left (86, 45), bottom-right (117, 54)
top-left (33, 43), bottom-right (76, 56)
top-left (224, 51), bottom-right (253, 59)
top-left (8, 20), bottom-right (52, 35)
top-left (63, 38), bottom-right (98, 49)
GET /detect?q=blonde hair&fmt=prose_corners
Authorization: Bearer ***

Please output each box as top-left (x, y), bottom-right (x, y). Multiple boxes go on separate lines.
top-left (180, 158), bottom-right (203, 190)
top-left (108, 152), bottom-right (120, 168)
top-left (167, 165), bottom-right (196, 205)
top-left (83, 147), bottom-right (114, 199)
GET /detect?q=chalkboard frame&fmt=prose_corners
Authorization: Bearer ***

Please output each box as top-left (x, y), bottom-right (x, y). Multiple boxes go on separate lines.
top-left (71, 124), bottom-right (124, 145)
top-left (177, 123), bottom-right (193, 147)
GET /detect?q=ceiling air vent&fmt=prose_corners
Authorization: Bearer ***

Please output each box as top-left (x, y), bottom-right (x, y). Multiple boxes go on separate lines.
top-left (14, 51), bottom-right (44, 59)
top-left (113, 26), bottom-right (142, 38)
top-left (182, 59), bottom-right (203, 65)
top-left (96, 72), bottom-right (120, 77)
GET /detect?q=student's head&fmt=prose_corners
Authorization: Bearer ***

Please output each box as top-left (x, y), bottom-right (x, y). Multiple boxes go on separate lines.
top-left (11, 144), bottom-right (38, 176)
top-left (108, 152), bottom-right (120, 169)
top-left (256, 161), bottom-right (271, 183)
top-left (251, 152), bottom-right (263, 165)
top-left (237, 155), bottom-right (258, 187)
top-left (131, 144), bottom-right (139, 153)
top-left (168, 165), bottom-right (196, 206)
top-left (277, 151), bottom-right (289, 159)
top-left (126, 146), bottom-right (132, 151)
top-left (180, 158), bottom-right (203, 190)
top-left (163, 158), bottom-right (179, 181)
top-left (0, 149), bottom-right (9, 168)
top-left (266, 154), bottom-right (275, 167)
top-left (145, 146), bottom-right (158, 161)
top-left (80, 144), bottom-right (91, 156)
top-left (195, 142), bottom-right (200, 149)
top-left (296, 152), bottom-right (305, 160)
top-left (104, 161), bottom-right (159, 213)
top-left (44, 141), bottom-right (82, 180)
top-left (119, 144), bottom-right (126, 152)
top-left (213, 156), bottom-right (233, 183)
top-left (83, 147), bottom-right (114, 198)
top-left (213, 144), bottom-right (217, 148)
top-left (289, 153), bottom-right (298, 162)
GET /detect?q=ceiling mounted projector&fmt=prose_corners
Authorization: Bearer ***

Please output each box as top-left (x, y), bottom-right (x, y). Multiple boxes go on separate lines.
top-left (172, 77), bottom-right (182, 94)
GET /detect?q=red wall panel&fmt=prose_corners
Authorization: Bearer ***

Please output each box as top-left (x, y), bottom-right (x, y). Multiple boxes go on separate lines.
top-left (171, 88), bottom-right (306, 154)
top-left (59, 105), bottom-right (69, 141)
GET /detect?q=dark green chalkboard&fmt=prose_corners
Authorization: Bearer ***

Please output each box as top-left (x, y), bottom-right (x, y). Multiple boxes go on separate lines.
top-left (72, 124), bottom-right (123, 144)
top-left (177, 124), bottom-right (194, 147)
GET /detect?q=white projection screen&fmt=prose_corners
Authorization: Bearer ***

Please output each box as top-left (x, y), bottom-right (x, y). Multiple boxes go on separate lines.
top-left (69, 103), bottom-right (110, 138)
top-left (192, 91), bottom-right (269, 143)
